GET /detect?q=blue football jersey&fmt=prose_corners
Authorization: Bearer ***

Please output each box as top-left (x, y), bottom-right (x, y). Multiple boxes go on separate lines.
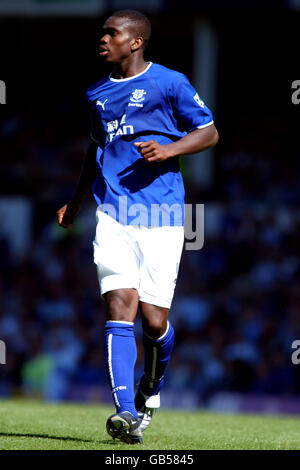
top-left (85, 62), bottom-right (214, 226)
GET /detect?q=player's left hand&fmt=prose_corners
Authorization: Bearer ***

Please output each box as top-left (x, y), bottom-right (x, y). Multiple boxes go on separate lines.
top-left (134, 141), bottom-right (171, 162)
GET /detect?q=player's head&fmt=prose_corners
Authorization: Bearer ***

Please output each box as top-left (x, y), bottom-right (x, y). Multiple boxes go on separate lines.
top-left (99, 10), bottom-right (151, 63)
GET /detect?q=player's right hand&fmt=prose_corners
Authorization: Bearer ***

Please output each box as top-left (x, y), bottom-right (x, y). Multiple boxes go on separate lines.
top-left (57, 203), bottom-right (79, 229)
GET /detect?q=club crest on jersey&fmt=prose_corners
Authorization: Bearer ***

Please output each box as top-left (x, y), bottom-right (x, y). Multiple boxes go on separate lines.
top-left (128, 89), bottom-right (147, 108)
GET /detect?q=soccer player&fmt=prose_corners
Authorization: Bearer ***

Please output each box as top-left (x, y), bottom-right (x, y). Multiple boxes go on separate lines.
top-left (57, 9), bottom-right (218, 444)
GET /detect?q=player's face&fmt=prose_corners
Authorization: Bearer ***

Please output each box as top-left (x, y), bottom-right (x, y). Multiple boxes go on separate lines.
top-left (99, 16), bottom-right (136, 63)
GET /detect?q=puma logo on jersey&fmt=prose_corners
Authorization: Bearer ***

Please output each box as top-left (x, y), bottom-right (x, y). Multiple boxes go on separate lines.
top-left (97, 98), bottom-right (108, 110)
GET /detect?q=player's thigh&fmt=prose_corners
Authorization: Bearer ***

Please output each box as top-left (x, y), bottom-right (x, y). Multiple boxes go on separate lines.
top-left (93, 210), bottom-right (140, 291)
top-left (139, 225), bottom-right (184, 308)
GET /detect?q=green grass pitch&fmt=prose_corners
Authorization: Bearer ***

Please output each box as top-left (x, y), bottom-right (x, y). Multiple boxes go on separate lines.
top-left (0, 398), bottom-right (300, 450)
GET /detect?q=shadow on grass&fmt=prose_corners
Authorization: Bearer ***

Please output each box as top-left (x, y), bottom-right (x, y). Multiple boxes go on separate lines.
top-left (0, 432), bottom-right (118, 445)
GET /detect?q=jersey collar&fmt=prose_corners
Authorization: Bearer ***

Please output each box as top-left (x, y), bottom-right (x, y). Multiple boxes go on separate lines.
top-left (109, 62), bottom-right (153, 82)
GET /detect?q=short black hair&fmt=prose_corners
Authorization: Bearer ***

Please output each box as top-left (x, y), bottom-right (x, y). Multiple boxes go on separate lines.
top-left (111, 9), bottom-right (151, 49)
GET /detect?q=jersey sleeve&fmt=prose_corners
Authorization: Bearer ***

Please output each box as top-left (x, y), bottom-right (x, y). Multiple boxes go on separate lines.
top-left (85, 91), bottom-right (102, 144)
top-left (170, 74), bottom-right (214, 133)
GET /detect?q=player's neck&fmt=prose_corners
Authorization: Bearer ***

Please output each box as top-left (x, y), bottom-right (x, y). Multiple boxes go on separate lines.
top-left (111, 56), bottom-right (148, 80)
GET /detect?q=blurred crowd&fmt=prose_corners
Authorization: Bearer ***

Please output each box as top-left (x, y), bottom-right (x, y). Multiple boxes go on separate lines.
top-left (1, 97), bottom-right (300, 406)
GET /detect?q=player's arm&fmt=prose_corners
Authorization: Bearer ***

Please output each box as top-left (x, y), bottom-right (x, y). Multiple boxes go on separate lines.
top-left (134, 124), bottom-right (218, 163)
top-left (57, 140), bottom-right (99, 229)
top-left (135, 73), bottom-right (219, 163)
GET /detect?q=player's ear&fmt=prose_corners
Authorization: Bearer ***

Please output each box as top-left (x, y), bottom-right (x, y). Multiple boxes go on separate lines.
top-left (131, 37), bottom-right (143, 52)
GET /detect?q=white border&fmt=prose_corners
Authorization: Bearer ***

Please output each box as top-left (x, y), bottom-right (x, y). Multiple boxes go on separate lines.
top-left (197, 120), bottom-right (214, 129)
top-left (108, 334), bottom-right (120, 408)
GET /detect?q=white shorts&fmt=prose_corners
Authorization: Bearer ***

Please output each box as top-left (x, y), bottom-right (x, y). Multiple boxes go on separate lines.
top-left (93, 209), bottom-right (184, 309)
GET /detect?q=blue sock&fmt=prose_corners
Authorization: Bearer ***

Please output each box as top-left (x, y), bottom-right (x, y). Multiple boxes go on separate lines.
top-left (140, 321), bottom-right (175, 396)
top-left (104, 321), bottom-right (138, 419)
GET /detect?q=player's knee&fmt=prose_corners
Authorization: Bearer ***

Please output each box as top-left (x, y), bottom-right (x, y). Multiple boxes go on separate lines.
top-left (105, 291), bottom-right (136, 322)
top-left (142, 312), bottom-right (168, 339)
